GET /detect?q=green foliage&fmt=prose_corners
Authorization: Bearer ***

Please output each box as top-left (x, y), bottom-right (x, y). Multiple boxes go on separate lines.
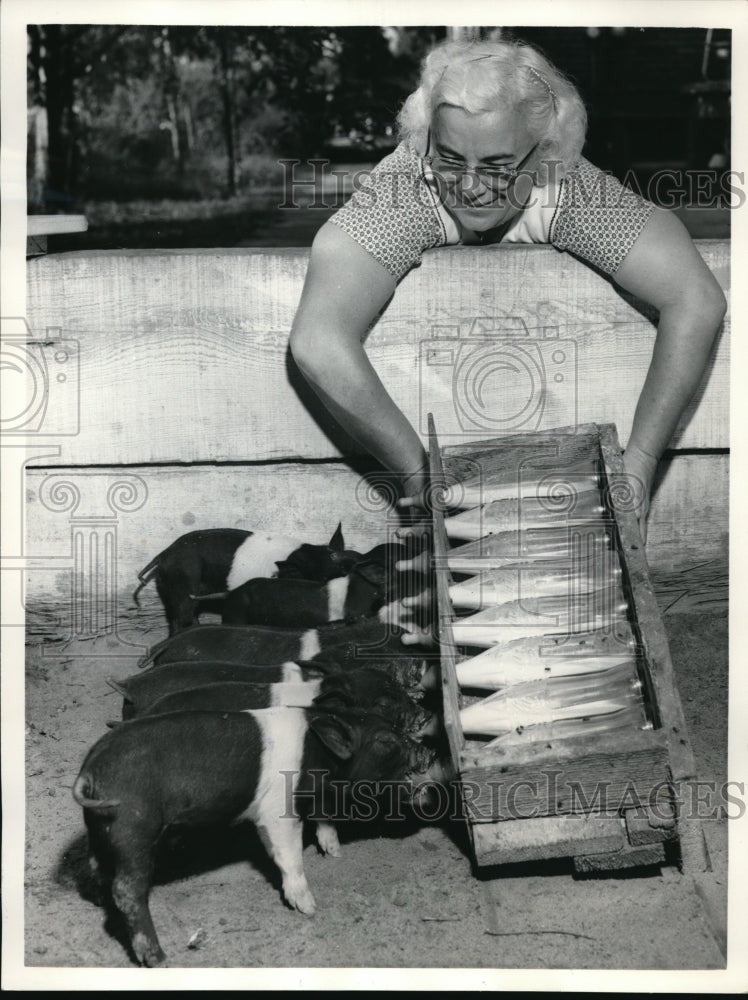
top-left (27, 24), bottom-right (433, 207)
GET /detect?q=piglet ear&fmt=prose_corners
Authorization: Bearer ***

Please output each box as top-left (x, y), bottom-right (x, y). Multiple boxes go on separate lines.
top-left (313, 685), bottom-right (354, 707)
top-left (352, 561), bottom-right (386, 588)
top-left (308, 713), bottom-right (356, 760)
top-left (329, 522), bottom-right (344, 552)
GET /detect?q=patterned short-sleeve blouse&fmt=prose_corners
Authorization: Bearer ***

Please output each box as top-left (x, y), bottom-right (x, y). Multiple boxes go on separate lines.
top-left (328, 142), bottom-right (655, 282)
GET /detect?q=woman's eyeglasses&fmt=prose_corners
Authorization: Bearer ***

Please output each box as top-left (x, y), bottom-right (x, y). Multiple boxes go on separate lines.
top-left (423, 128), bottom-right (539, 187)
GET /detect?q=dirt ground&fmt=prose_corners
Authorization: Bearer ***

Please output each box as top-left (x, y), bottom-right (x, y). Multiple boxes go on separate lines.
top-left (21, 606), bottom-right (729, 979)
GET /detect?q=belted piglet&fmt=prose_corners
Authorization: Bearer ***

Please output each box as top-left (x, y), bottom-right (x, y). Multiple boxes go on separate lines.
top-left (139, 618), bottom-right (416, 669)
top-left (217, 541), bottom-right (431, 629)
top-left (122, 668), bottom-right (436, 737)
top-left (218, 553), bottom-right (394, 628)
top-left (73, 706), bottom-right (435, 966)
top-left (133, 524), bottom-right (357, 635)
top-left (109, 660), bottom-right (313, 720)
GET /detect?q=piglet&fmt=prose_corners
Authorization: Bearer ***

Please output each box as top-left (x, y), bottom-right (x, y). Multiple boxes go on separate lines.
top-left (124, 669), bottom-right (436, 737)
top-left (219, 556), bottom-right (390, 628)
top-left (296, 654), bottom-right (433, 693)
top-left (109, 660), bottom-right (312, 720)
top-left (139, 618), bottom-right (416, 669)
top-left (133, 524), bottom-right (355, 635)
top-left (73, 706), bottom-right (435, 966)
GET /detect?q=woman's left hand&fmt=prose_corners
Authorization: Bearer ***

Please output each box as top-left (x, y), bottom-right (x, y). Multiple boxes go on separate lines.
top-left (622, 444), bottom-right (658, 544)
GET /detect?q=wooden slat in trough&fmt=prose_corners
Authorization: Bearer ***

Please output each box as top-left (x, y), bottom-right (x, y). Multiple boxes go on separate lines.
top-left (24, 242), bottom-right (729, 466)
top-left (471, 815), bottom-right (628, 867)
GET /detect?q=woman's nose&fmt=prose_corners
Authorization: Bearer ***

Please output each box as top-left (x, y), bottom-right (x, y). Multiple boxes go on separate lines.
top-left (458, 169), bottom-right (490, 199)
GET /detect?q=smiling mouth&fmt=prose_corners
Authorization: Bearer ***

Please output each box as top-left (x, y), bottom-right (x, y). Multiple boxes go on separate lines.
top-left (459, 198), bottom-right (505, 210)
top-left (453, 188), bottom-right (506, 209)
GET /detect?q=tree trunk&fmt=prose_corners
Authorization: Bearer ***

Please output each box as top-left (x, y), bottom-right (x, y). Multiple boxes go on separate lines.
top-left (217, 35), bottom-right (239, 197)
top-left (447, 27), bottom-right (500, 43)
top-left (160, 28), bottom-right (187, 173)
top-left (27, 106), bottom-right (48, 211)
top-left (447, 27), bottom-right (481, 43)
top-left (42, 26), bottom-right (74, 208)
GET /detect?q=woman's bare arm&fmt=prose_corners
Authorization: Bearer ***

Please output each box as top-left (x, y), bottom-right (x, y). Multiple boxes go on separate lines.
top-left (290, 221), bottom-right (429, 490)
top-left (611, 208), bottom-right (727, 538)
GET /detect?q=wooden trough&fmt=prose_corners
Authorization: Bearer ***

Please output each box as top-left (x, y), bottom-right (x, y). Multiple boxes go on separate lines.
top-left (428, 416), bottom-right (710, 875)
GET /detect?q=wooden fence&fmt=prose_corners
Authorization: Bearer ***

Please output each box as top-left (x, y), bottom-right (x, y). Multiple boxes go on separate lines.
top-left (20, 242), bottom-right (729, 627)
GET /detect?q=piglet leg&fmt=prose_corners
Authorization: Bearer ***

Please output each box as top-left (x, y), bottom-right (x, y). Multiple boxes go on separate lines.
top-left (255, 816), bottom-right (316, 915)
top-left (110, 863), bottom-right (165, 967)
top-left (84, 848), bottom-right (107, 906)
top-left (156, 573), bottom-right (197, 636)
top-left (315, 821), bottom-right (341, 858)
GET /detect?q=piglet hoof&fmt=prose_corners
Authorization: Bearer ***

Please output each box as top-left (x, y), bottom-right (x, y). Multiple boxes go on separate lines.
top-left (285, 883), bottom-right (317, 916)
top-left (316, 822), bottom-right (341, 858)
top-left (294, 891), bottom-right (317, 916)
top-left (133, 933), bottom-right (166, 968)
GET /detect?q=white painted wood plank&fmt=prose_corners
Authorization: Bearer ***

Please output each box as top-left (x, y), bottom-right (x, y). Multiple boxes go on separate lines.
top-left (23, 243), bottom-right (729, 464)
top-left (21, 453), bottom-right (727, 610)
top-left (27, 215), bottom-right (88, 236)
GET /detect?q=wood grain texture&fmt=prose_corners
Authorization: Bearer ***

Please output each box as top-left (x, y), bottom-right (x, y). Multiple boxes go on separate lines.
top-left (24, 242), bottom-right (729, 465)
top-left (649, 560), bottom-right (728, 615)
top-left (20, 454), bottom-right (727, 607)
top-left (22, 462), bottom-right (399, 611)
top-left (573, 842), bottom-right (666, 873)
top-left (459, 744), bottom-right (670, 822)
top-left (429, 414), bottom-right (465, 766)
top-left (598, 423), bottom-right (703, 883)
top-left (645, 453), bottom-right (728, 569)
top-left (471, 814), bottom-right (626, 866)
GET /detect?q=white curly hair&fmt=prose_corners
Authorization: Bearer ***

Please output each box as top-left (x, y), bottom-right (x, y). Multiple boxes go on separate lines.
top-left (397, 38), bottom-right (588, 183)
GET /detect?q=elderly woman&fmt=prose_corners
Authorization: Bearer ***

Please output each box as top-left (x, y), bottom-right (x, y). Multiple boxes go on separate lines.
top-left (289, 37), bottom-right (726, 543)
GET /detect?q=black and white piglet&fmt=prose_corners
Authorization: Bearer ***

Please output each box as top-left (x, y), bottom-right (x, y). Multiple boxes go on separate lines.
top-left (218, 566), bottom-right (384, 628)
top-left (111, 666), bottom-right (436, 735)
top-left (111, 660), bottom-right (312, 718)
top-left (73, 706), bottom-right (435, 966)
top-left (133, 524), bottom-right (358, 634)
top-left (119, 653), bottom-right (433, 721)
top-left (218, 542), bottom-right (422, 628)
top-left (140, 619), bottom-right (422, 670)
top-left (109, 663), bottom-right (310, 720)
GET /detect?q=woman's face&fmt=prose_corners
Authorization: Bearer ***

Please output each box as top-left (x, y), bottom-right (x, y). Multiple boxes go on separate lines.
top-left (429, 104), bottom-right (538, 232)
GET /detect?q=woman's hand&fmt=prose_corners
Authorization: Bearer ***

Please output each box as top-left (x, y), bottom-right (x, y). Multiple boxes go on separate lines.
top-left (396, 463), bottom-right (430, 515)
top-left (622, 444), bottom-right (658, 544)
top-left (392, 464), bottom-right (437, 645)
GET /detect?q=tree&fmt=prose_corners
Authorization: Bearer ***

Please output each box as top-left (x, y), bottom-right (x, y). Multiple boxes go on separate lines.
top-left (27, 25), bottom-right (134, 208)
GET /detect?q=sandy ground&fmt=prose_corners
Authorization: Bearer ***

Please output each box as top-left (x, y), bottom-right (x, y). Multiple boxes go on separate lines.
top-left (19, 603), bottom-right (729, 978)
